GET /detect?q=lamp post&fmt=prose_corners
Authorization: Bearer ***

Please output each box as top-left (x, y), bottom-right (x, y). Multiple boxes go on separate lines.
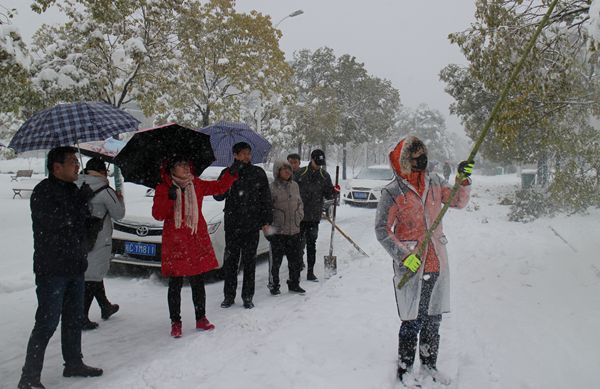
top-left (274, 9), bottom-right (304, 28)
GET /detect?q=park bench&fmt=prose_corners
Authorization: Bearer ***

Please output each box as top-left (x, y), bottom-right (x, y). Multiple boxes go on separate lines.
top-left (10, 177), bottom-right (41, 199)
top-left (12, 188), bottom-right (34, 199)
top-left (10, 170), bottom-right (33, 182)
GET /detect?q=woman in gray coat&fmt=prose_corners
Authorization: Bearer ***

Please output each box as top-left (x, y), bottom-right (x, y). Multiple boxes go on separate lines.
top-left (267, 160), bottom-right (305, 294)
top-left (77, 158), bottom-right (126, 330)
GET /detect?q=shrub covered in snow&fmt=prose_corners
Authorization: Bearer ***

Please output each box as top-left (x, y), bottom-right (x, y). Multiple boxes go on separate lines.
top-left (508, 187), bottom-right (549, 223)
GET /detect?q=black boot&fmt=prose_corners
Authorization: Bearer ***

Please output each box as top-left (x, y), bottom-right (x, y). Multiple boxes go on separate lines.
top-left (101, 304), bottom-right (119, 320)
top-left (82, 319), bottom-right (99, 331)
top-left (306, 271), bottom-right (318, 282)
top-left (270, 287), bottom-right (281, 295)
top-left (17, 377), bottom-right (45, 389)
top-left (242, 298), bottom-right (254, 309)
top-left (63, 363), bottom-right (103, 377)
top-left (287, 280), bottom-right (306, 294)
top-left (220, 298), bottom-right (234, 308)
top-left (397, 365), bottom-right (409, 382)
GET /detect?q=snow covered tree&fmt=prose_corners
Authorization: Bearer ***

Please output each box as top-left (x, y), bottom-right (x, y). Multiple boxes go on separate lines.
top-left (288, 47), bottom-right (400, 171)
top-left (142, 0), bottom-right (292, 128)
top-left (288, 47), bottom-right (340, 156)
top-left (333, 54), bottom-right (399, 178)
top-left (443, 0), bottom-right (600, 214)
top-left (30, 0), bottom-right (179, 110)
top-left (0, 23), bottom-right (33, 114)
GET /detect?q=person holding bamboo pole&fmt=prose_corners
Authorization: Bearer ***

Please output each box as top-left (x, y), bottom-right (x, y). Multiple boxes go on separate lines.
top-left (375, 136), bottom-right (473, 384)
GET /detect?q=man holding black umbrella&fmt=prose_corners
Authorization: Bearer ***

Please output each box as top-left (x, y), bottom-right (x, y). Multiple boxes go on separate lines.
top-left (215, 142), bottom-right (273, 309)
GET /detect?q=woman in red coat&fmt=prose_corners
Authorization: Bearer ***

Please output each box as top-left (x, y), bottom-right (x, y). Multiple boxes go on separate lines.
top-left (152, 155), bottom-right (237, 338)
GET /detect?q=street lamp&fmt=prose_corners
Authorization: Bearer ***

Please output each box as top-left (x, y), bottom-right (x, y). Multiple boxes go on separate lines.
top-left (274, 9), bottom-right (304, 28)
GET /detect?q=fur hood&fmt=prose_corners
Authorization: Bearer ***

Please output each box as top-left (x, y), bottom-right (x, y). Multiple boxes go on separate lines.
top-left (272, 160), bottom-right (293, 182)
top-left (389, 135), bottom-right (428, 176)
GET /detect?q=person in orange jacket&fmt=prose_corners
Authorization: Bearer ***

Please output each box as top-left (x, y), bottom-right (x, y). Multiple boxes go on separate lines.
top-left (375, 135), bottom-right (473, 385)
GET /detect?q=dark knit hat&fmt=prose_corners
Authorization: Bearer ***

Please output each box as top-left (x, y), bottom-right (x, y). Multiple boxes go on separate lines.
top-left (85, 157), bottom-right (107, 173)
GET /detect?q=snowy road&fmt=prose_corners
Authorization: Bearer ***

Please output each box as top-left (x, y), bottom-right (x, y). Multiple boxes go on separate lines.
top-left (1, 172), bottom-right (598, 389)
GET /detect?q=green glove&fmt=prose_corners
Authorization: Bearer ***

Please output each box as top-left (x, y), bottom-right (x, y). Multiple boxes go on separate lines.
top-left (457, 160), bottom-right (474, 177)
top-left (403, 254), bottom-right (421, 272)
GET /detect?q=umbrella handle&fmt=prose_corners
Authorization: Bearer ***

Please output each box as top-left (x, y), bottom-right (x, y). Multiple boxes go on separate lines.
top-left (76, 140), bottom-right (84, 172)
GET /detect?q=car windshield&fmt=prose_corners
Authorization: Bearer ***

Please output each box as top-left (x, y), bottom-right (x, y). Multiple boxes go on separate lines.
top-left (355, 168), bottom-right (393, 181)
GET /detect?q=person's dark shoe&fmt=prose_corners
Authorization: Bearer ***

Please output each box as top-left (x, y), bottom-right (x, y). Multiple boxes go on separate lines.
top-left (288, 284), bottom-right (306, 294)
top-left (101, 304), bottom-right (119, 320)
top-left (307, 271), bottom-right (318, 282)
top-left (220, 298), bottom-right (234, 308)
top-left (270, 287), bottom-right (281, 296)
top-left (243, 299), bottom-right (255, 309)
top-left (63, 363), bottom-right (103, 377)
top-left (17, 377), bottom-right (45, 389)
top-left (81, 319), bottom-right (99, 331)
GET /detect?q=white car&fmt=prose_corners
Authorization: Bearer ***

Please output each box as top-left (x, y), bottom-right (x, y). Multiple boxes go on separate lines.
top-left (343, 165), bottom-right (395, 206)
top-left (110, 167), bottom-right (271, 270)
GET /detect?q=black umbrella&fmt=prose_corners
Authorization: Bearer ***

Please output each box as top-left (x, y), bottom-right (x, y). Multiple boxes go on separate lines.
top-left (114, 123), bottom-right (215, 188)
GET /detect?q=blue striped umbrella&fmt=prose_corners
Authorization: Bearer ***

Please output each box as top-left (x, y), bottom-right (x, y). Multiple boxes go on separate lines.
top-left (8, 102), bottom-right (140, 153)
top-left (198, 121), bottom-right (271, 166)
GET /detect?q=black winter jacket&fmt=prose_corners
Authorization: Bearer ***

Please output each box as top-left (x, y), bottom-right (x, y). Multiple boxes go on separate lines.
top-left (30, 175), bottom-right (90, 276)
top-left (214, 163), bottom-right (273, 233)
top-left (294, 166), bottom-right (334, 222)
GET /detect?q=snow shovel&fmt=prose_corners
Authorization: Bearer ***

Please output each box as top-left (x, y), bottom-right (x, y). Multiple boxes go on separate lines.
top-left (324, 166), bottom-right (340, 279)
top-left (324, 216), bottom-right (369, 257)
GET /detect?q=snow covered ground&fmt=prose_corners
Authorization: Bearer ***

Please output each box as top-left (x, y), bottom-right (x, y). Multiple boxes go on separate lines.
top-left (0, 170), bottom-right (598, 389)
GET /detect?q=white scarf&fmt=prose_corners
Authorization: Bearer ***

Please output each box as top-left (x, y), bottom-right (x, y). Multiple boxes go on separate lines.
top-left (171, 174), bottom-right (199, 234)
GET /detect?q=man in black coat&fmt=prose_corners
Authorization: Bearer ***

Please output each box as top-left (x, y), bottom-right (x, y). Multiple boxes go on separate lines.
top-left (18, 147), bottom-right (103, 389)
top-left (294, 149), bottom-right (338, 282)
top-left (215, 142), bottom-right (272, 309)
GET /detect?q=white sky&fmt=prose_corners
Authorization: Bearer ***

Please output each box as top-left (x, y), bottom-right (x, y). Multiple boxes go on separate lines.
top-left (4, 0), bottom-right (476, 135)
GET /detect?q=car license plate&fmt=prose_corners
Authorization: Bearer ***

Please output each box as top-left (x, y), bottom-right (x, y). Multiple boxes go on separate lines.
top-left (353, 192), bottom-right (368, 199)
top-left (125, 242), bottom-right (156, 256)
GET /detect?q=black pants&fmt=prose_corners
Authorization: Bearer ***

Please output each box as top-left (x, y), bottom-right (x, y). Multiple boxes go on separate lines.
top-left (168, 274), bottom-right (206, 322)
top-left (268, 234), bottom-right (303, 289)
top-left (299, 221), bottom-right (320, 273)
top-left (84, 281), bottom-right (111, 319)
top-left (398, 273), bottom-right (442, 370)
top-left (222, 229), bottom-right (260, 301)
top-left (21, 275), bottom-right (84, 382)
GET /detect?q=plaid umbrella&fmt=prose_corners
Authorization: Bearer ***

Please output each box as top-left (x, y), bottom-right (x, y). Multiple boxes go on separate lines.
top-left (114, 123), bottom-right (215, 188)
top-left (8, 102), bottom-right (140, 153)
top-left (198, 121), bottom-right (271, 166)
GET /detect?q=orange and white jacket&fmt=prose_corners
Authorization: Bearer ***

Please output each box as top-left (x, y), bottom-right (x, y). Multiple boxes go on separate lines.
top-left (375, 136), bottom-right (470, 320)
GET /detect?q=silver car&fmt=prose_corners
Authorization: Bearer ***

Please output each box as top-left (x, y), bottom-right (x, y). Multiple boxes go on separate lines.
top-left (343, 165), bottom-right (394, 207)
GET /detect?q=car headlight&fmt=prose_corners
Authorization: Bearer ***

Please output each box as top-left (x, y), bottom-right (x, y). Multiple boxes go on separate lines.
top-left (207, 221), bottom-right (221, 234)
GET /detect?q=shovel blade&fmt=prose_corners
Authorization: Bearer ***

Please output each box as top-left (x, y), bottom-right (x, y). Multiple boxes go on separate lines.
top-left (324, 255), bottom-right (337, 279)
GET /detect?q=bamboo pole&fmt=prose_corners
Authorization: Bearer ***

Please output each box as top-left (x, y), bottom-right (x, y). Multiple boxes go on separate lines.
top-left (397, 0), bottom-right (561, 289)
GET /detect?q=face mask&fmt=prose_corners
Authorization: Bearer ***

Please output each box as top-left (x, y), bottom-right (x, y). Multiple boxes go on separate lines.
top-left (412, 154), bottom-right (428, 171)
